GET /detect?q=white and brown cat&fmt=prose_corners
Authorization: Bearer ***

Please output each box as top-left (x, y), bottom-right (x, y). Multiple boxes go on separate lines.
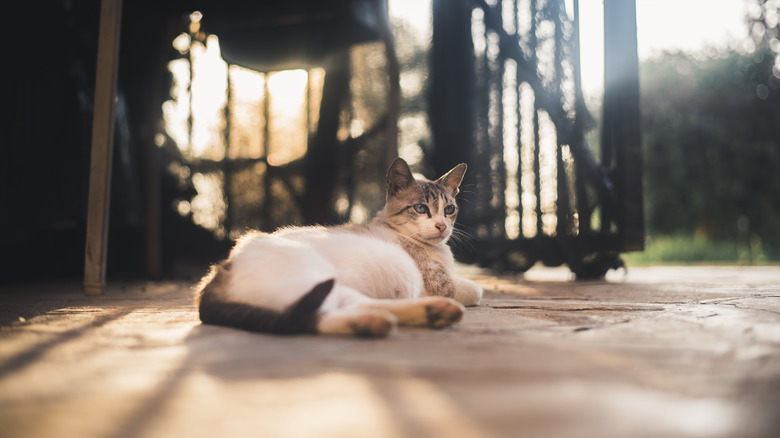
top-left (196, 158), bottom-right (483, 337)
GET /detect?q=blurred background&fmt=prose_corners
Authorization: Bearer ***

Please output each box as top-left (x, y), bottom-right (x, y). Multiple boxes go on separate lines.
top-left (630, 0), bottom-right (780, 266)
top-left (1, 0), bottom-right (778, 284)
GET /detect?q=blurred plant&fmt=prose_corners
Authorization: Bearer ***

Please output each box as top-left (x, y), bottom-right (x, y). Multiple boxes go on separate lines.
top-left (639, 3), bottom-right (780, 262)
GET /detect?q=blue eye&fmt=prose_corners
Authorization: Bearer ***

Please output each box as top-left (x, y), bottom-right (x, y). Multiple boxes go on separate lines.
top-left (413, 204), bottom-right (429, 214)
top-left (444, 205), bottom-right (455, 215)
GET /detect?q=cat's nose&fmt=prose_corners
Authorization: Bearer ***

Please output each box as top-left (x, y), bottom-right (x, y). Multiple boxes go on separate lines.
top-left (435, 222), bottom-right (446, 232)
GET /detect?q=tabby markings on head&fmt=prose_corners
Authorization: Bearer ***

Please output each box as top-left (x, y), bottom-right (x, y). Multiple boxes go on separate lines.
top-left (393, 182), bottom-right (456, 218)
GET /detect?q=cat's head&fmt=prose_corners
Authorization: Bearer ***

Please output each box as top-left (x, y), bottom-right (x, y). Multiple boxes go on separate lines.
top-left (379, 158), bottom-right (467, 245)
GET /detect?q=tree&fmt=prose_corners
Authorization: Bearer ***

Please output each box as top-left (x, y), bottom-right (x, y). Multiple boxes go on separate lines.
top-left (639, 44), bottom-right (780, 259)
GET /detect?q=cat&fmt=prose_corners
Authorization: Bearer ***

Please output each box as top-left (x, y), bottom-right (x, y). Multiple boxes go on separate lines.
top-left (196, 158), bottom-right (483, 337)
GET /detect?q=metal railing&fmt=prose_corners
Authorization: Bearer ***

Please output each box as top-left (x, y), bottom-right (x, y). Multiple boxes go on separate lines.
top-left (431, 0), bottom-right (643, 278)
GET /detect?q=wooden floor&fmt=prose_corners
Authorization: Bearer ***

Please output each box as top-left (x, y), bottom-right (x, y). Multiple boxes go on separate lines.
top-left (1, 266), bottom-right (779, 438)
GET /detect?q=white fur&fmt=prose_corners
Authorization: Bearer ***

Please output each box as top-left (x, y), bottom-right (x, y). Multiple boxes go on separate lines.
top-left (200, 158), bottom-right (477, 336)
top-left (223, 227), bottom-right (424, 313)
top-left (429, 241), bottom-right (483, 306)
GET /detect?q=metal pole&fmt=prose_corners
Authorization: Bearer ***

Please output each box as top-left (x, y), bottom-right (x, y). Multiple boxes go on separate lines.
top-left (603, 0), bottom-right (644, 250)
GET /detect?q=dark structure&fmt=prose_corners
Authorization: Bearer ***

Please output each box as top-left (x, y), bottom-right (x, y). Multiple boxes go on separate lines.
top-left (430, 0), bottom-right (643, 278)
top-left (0, 0), bottom-right (642, 287)
top-left (82, 0), bottom-right (400, 293)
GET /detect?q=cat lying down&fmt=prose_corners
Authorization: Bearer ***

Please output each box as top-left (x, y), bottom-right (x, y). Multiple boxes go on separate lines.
top-left (196, 158), bottom-right (483, 337)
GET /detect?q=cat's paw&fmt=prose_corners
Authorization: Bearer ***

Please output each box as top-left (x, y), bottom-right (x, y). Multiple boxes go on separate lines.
top-left (349, 312), bottom-right (398, 338)
top-left (425, 298), bottom-right (465, 328)
top-left (454, 278), bottom-right (483, 307)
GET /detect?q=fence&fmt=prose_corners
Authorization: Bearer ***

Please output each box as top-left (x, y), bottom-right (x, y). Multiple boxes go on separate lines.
top-left (430, 0), bottom-right (643, 278)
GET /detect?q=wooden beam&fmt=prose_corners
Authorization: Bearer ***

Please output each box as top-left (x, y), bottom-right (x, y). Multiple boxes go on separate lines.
top-left (84, 0), bottom-right (123, 295)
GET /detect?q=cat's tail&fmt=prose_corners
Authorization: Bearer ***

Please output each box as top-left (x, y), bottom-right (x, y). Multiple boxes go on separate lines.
top-left (196, 262), bottom-right (335, 334)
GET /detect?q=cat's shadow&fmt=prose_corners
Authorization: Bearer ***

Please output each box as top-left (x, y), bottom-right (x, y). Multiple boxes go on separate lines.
top-left (108, 324), bottom-right (364, 438)
top-left (110, 321), bottom-right (484, 438)
top-left (181, 323), bottom-right (483, 437)
top-left (182, 322), bottom-right (392, 380)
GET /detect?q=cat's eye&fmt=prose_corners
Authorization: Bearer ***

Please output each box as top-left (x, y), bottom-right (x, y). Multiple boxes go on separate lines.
top-left (444, 205), bottom-right (456, 215)
top-left (413, 204), bottom-right (429, 214)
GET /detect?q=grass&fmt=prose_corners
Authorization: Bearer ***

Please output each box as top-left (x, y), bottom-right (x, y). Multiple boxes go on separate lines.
top-left (623, 235), bottom-right (776, 266)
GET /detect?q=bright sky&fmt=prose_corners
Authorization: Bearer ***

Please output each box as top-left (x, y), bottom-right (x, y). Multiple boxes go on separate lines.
top-left (390, 0), bottom-right (750, 94)
top-left (578, 0), bottom-right (749, 93)
top-left (636, 0), bottom-right (747, 56)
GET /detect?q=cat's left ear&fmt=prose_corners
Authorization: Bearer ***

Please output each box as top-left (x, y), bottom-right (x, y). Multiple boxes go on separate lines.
top-left (387, 158), bottom-right (416, 195)
top-left (435, 163), bottom-right (467, 197)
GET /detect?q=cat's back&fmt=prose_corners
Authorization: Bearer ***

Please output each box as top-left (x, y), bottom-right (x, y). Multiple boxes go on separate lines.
top-left (274, 225), bottom-right (423, 299)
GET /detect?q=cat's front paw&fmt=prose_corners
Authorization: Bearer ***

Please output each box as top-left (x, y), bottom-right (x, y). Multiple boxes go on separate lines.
top-left (454, 278), bottom-right (483, 307)
top-left (425, 298), bottom-right (465, 328)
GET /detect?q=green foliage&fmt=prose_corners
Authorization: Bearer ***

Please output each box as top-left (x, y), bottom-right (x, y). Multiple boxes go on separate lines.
top-left (639, 47), bottom-right (780, 262)
top-left (625, 235), bottom-right (772, 265)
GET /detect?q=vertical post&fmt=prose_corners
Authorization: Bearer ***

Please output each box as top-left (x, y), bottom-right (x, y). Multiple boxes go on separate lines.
top-left (374, 0), bottom-right (400, 170)
top-left (492, 2), bottom-right (507, 239)
top-left (262, 74), bottom-right (273, 228)
top-left (223, 69), bottom-right (233, 240)
top-left (430, 0), bottom-right (475, 174)
top-left (84, 0), bottom-right (123, 295)
top-left (571, 0), bottom-right (591, 234)
top-left (603, 0), bottom-right (644, 250)
top-left (431, 0), bottom-right (478, 250)
top-left (302, 51), bottom-right (349, 225)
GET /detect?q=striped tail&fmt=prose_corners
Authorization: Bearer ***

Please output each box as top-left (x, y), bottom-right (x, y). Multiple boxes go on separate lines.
top-left (197, 264), bottom-right (334, 334)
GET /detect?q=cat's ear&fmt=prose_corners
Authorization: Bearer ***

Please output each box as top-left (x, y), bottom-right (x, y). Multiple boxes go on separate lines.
top-left (435, 163), bottom-right (467, 197)
top-left (386, 158), bottom-right (415, 195)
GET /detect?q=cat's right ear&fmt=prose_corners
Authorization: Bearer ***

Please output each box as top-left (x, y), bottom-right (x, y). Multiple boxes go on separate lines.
top-left (435, 163), bottom-right (467, 197)
top-left (386, 158), bottom-right (415, 195)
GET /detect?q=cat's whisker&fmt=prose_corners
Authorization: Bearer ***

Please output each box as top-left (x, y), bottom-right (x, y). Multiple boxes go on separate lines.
top-left (448, 228), bottom-right (476, 252)
top-left (453, 222), bottom-right (477, 232)
top-left (392, 228), bottom-right (425, 247)
top-left (451, 227), bottom-right (474, 240)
